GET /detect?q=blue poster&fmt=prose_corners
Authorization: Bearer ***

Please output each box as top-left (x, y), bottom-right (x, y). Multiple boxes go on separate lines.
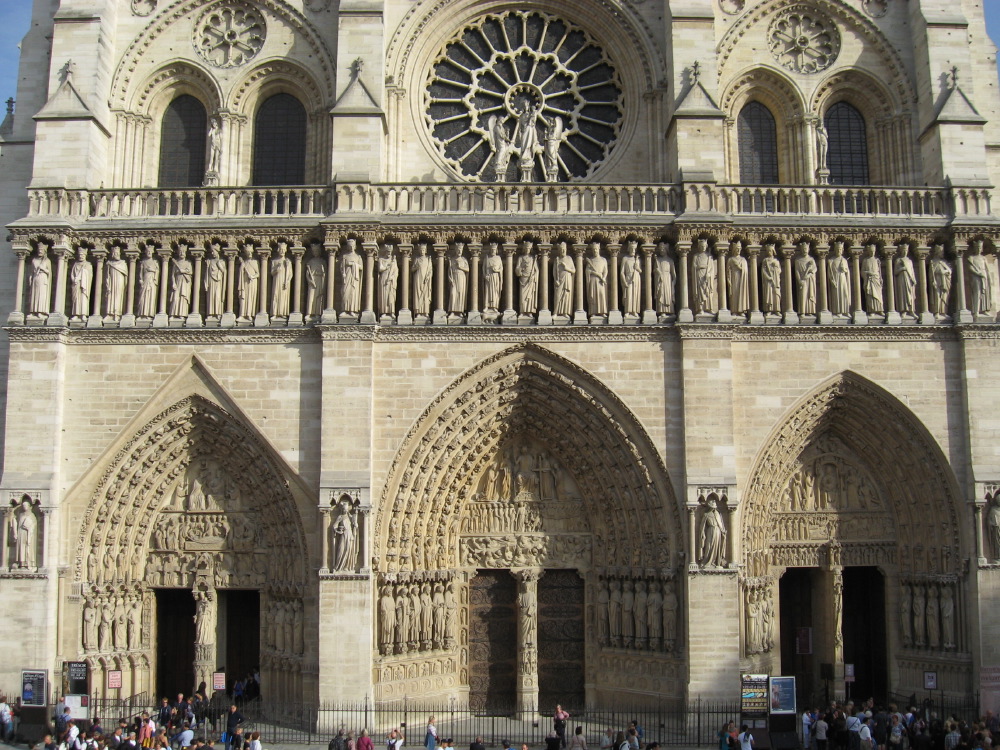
top-left (769, 675), bottom-right (796, 714)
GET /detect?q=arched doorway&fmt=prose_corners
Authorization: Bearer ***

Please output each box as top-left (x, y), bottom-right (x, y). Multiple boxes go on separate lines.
top-left (73, 395), bottom-right (310, 701)
top-left (741, 372), bottom-right (967, 703)
top-left (374, 345), bottom-right (684, 709)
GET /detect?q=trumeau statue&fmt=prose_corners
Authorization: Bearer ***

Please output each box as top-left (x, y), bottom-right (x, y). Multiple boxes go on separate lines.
top-left (585, 241), bottom-right (608, 315)
top-left (727, 241), bottom-right (749, 315)
top-left (655, 242), bottom-right (676, 315)
top-left (862, 244), bottom-right (884, 313)
top-left (137, 246), bottom-right (159, 318)
top-left (8, 498), bottom-right (37, 569)
top-left (553, 241), bottom-right (575, 317)
top-left (448, 243), bottom-right (469, 315)
top-left (412, 242), bottom-right (433, 316)
top-left (305, 242), bottom-right (326, 318)
top-left (516, 240), bottom-right (538, 315)
top-left (930, 244), bottom-right (953, 317)
top-left (340, 239), bottom-right (363, 315)
top-left (270, 242), bottom-right (293, 318)
top-left (237, 243), bottom-right (260, 320)
top-left (692, 238), bottom-right (716, 314)
top-left (204, 243), bottom-right (226, 317)
top-left (967, 240), bottom-right (993, 314)
top-left (828, 241), bottom-right (851, 315)
top-left (69, 247), bottom-right (93, 321)
top-left (27, 244), bottom-right (52, 317)
top-left (794, 242), bottom-right (817, 315)
top-left (894, 243), bottom-right (917, 315)
top-left (761, 243), bottom-right (781, 314)
top-left (620, 240), bottom-right (642, 317)
top-left (378, 243), bottom-right (399, 317)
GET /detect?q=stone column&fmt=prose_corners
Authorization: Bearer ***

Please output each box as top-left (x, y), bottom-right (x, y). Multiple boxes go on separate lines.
top-left (397, 243), bottom-right (413, 325)
top-left (502, 243), bottom-right (518, 325)
top-left (781, 247), bottom-right (798, 325)
top-left (832, 567), bottom-right (845, 691)
top-left (954, 246), bottom-right (973, 323)
top-left (513, 568), bottom-right (542, 717)
top-left (677, 241), bottom-right (693, 322)
top-left (319, 508), bottom-right (332, 574)
top-left (468, 244), bottom-right (482, 325)
top-left (915, 246), bottom-right (934, 324)
top-left (849, 246), bottom-right (868, 325)
top-left (362, 242), bottom-right (378, 324)
top-left (187, 249), bottom-right (204, 328)
top-left (255, 248), bottom-right (271, 327)
top-left (289, 246), bottom-right (305, 326)
top-left (816, 243), bottom-right (832, 324)
top-left (8, 246), bottom-right (27, 325)
top-left (716, 244), bottom-right (731, 323)
top-left (573, 243), bottom-right (588, 325)
top-left (193, 587), bottom-right (218, 694)
top-left (607, 243), bottom-right (623, 325)
top-left (154, 248), bottom-right (171, 328)
top-left (747, 244), bottom-right (763, 325)
top-left (48, 243), bottom-right (70, 326)
top-left (433, 243), bottom-right (447, 325)
top-left (883, 246), bottom-right (900, 324)
top-left (121, 247), bottom-right (139, 327)
top-left (687, 504), bottom-right (698, 572)
top-left (322, 242), bottom-right (338, 324)
top-left (88, 249), bottom-right (106, 328)
top-left (642, 243), bottom-right (657, 324)
top-left (727, 496), bottom-right (740, 567)
top-left (222, 249), bottom-right (237, 327)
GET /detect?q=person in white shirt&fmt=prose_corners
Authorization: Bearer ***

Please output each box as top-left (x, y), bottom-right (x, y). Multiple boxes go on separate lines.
top-left (859, 717), bottom-right (873, 750)
top-left (738, 725), bottom-right (754, 750)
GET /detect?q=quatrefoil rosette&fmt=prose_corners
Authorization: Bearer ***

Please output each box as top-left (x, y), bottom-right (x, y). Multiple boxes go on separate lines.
top-left (768, 5), bottom-right (841, 75)
top-left (424, 10), bottom-right (625, 183)
top-left (194, 3), bottom-right (267, 69)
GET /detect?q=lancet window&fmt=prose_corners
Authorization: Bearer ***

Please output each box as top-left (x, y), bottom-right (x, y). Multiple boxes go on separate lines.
top-left (252, 93), bottom-right (307, 186)
top-left (737, 101), bottom-right (780, 185)
top-left (157, 95), bottom-right (208, 188)
top-left (825, 101), bottom-right (869, 186)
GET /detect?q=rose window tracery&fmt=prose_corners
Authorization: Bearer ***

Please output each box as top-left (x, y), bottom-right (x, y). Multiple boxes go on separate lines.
top-left (425, 11), bottom-right (625, 183)
top-left (768, 6), bottom-right (841, 75)
top-left (195, 3), bottom-right (266, 69)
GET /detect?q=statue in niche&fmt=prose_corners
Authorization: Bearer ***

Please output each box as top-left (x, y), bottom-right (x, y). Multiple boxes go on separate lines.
top-left (169, 244), bottom-right (193, 317)
top-left (137, 246), bottom-right (159, 318)
top-left (585, 242), bottom-right (608, 315)
top-left (655, 242), bottom-right (676, 315)
top-left (393, 588), bottom-right (406, 653)
top-left (940, 585), bottom-right (955, 648)
top-left (553, 241), bottom-right (575, 316)
top-left (128, 598), bottom-right (141, 649)
top-left (988, 494), bottom-right (1000, 561)
top-left (113, 598), bottom-right (127, 649)
top-left (237, 243), bottom-right (260, 320)
top-left (482, 242), bottom-right (503, 312)
top-left (69, 247), bottom-right (93, 321)
top-left (83, 601), bottom-right (98, 651)
top-left (408, 584), bottom-right (421, 648)
top-left (663, 580), bottom-right (678, 652)
top-left (621, 579), bottom-right (635, 648)
top-left (608, 578), bottom-right (622, 647)
top-left (647, 580), bottom-right (663, 648)
top-left (448, 242), bottom-right (469, 315)
top-left (815, 123), bottom-right (829, 171)
top-left (620, 240), bottom-right (642, 316)
top-left (514, 101), bottom-right (542, 180)
top-left (104, 245), bottom-right (128, 320)
top-left (331, 497), bottom-right (359, 572)
top-left (516, 240), bottom-right (538, 315)
top-left (8, 497), bottom-right (37, 569)
top-left (99, 604), bottom-right (113, 651)
top-left (305, 242), bottom-right (326, 318)
top-left (378, 586), bottom-right (395, 654)
top-left (596, 580), bottom-right (610, 645)
top-left (926, 585), bottom-right (940, 649)
top-left (514, 444), bottom-right (537, 495)
top-left (340, 239), bottom-right (363, 315)
top-left (761, 243), bottom-right (782, 314)
top-left (727, 241), bottom-right (749, 315)
top-left (420, 582), bottom-right (433, 648)
top-left (912, 584), bottom-right (926, 647)
top-left (699, 496), bottom-right (727, 568)
top-left (207, 117), bottom-right (223, 175)
top-left (794, 242), bottom-right (817, 315)
top-left (967, 240), bottom-right (993, 314)
top-left (487, 114), bottom-right (514, 181)
top-left (894, 243), bottom-right (917, 315)
top-left (412, 242), bottom-right (433, 316)
top-left (204, 243), bottom-right (226, 317)
top-left (828, 241), bottom-right (851, 315)
top-left (692, 239), bottom-right (716, 314)
top-left (432, 582), bottom-right (446, 648)
top-left (861, 244), bottom-right (884, 313)
top-left (270, 242), bottom-right (293, 318)
top-left (27, 243), bottom-right (52, 316)
top-left (444, 581), bottom-right (457, 646)
top-left (633, 579), bottom-right (648, 647)
top-left (377, 243), bottom-right (398, 317)
top-left (542, 115), bottom-right (564, 181)
top-left (930, 244), bottom-right (953, 317)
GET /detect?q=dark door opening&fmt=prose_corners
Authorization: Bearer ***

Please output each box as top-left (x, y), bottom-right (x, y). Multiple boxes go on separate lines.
top-left (155, 589), bottom-right (196, 700)
top-left (538, 569), bottom-right (585, 712)
top-left (842, 567), bottom-right (887, 701)
top-left (219, 590), bottom-right (260, 695)
top-left (780, 568), bottom-right (817, 707)
top-left (469, 570), bottom-right (517, 711)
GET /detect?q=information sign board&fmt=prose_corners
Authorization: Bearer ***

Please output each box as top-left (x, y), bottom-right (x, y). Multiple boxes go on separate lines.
top-left (769, 676), bottom-right (797, 714)
top-left (21, 670), bottom-right (47, 707)
top-left (741, 673), bottom-right (769, 719)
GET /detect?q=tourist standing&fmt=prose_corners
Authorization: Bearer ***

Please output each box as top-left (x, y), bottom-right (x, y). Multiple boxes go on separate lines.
top-left (554, 706), bottom-right (570, 749)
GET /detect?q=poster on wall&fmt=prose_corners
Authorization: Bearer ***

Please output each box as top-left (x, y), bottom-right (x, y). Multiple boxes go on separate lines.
top-left (64, 695), bottom-right (90, 721)
top-left (769, 676), bottom-right (797, 714)
top-left (741, 673), bottom-right (769, 719)
top-left (21, 670), bottom-right (47, 707)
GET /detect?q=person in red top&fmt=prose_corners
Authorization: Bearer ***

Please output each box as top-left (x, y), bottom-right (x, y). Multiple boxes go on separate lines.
top-left (554, 706), bottom-right (570, 749)
top-left (358, 728), bottom-right (375, 750)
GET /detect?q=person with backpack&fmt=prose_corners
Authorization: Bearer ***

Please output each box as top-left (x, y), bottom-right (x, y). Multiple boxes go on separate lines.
top-left (738, 725), bottom-right (755, 750)
top-left (329, 730), bottom-right (348, 750)
top-left (387, 729), bottom-right (405, 750)
top-left (0, 695), bottom-right (12, 741)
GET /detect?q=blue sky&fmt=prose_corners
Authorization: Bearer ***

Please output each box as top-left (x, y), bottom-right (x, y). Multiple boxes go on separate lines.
top-left (0, 4), bottom-right (998, 107)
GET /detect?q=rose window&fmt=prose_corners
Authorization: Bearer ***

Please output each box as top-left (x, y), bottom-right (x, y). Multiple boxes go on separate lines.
top-left (768, 6), bottom-right (841, 75)
top-left (195, 3), bottom-right (266, 69)
top-left (425, 11), bottom-right (625, 183)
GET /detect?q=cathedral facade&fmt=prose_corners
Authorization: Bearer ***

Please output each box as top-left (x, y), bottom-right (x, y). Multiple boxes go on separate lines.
top-left (0, 0), bottom-right (999, 712)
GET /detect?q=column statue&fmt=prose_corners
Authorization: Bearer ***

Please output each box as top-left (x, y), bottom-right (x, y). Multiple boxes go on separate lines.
top-left (137, 246), bottom-right (159, 319)
top-left (698, 497), bottom-right (727, 567)
top-left (340, 239), bottom-right (363, 315)
top-left (103, 246), bottom-right (128, 321)
top-left (82, 600), bottom-right (98, 651)
top-left (930, 244), bottom-right (953, 317)
top-left (967, 240), bottom-right (993, 314)
top-left (862, 244), bottom-right (884, 313)
top-left (114, 598), bottom-right (128, 648)
top-left (620, 240), bottom-right (642, 317)
top-left (894, 243), bottom-right (917, 315)
top-left (420, 582), bottom-right (433, 649)
top-left (596, 580), bottom-right (610, 645)
top-left (448, 242), bottom-right (469, 315)
top-left (169, 244), bottom-right (193, 317)
top-left (663, 580), bottom-right (678, 652)
top-left (761, 244), bottom-right (782, 314)
top-left (69, 248), bottom-right (93, 321)
top-left (633, 579), bottom-right (648, 648)
top-left (378, 244), bottom-right (399, 317)
top-left (608, 578), bottom-right (622, 647)
top-left (516, 240), bottom-right (539, 315)
top-left (727, 241), bottom-right (749, 315)
top-left (270, 243), bottom-right (293, 318)
top-left (692, 239), bottom-right (716, 314)
top-left (237, 244), bottom-right (260, 321)
top-left (552, 241), bottom-right (575, 317)
top-left (482, 242), bottom-right (503, 313)
top-left (912, 584), bottom-right (926, 646)
top-left (794, 242), bottom-right (817, 315)
top-left (585, 241), bottom-right (608, 315)
top-left (940, 585), bottom-right (956, 649)
top-left (204, 243), bottom-right (226, 317)
top-left (925, 585), bottom-right (940, 649)
top-left (827, 242), bottom-right (851, 315)
top-left (620, 580), bottom-right (634, 648)
top-left (412, 243), bottom-right (433, 317)
top-left (378, 586), bottom-right (395, 655)
top-left (646, 580), bottom-right (663, 649)
top-left (655, 242), bottom-right (676, 316)
top-left (305, 243), bottom-right (326, 318)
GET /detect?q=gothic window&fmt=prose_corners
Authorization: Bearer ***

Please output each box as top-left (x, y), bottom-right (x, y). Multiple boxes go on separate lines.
top-left (252, 94), bottom-right (307, 186)
top-left (825, 101), bottom-right (869, 185)
top-left (158, 95), bottom-right (208, 188)
top-left (737, 101), bottom-right (779, 184)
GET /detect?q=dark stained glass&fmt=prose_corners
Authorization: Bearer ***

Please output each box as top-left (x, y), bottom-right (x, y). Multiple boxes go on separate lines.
top-left (738, 101), bottom-right (779, 184)
top-left (825, 101), bottom-right (869, 185)
top-left (158, 95), bottom-right (207, 188)
top-left (252, 93), bottom-right (307, 186)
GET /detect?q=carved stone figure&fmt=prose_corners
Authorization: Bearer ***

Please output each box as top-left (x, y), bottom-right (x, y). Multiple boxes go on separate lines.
top-left (104, 245), bottom-right (128, 320)
top-left (514, 101), bottom-right (542, 180)
top-left (378, 586), bottom-right (395, 654)
top-left (332, 498), bottom-right (359, 572)
top-left (692, 239), bottom-right (716, 314)
top-left (828, 241), bottom-right (851, 315)
top-left (340, 239), bottom-right (363, 315)
top-left (305, 243), bottom-right (326, 317)
top-left (205, 243), bottom-right (226, 317)
top-left (585, 242), bottom-right (608, 315)
top-left (195, 594), bottom-right (215, 644)
top-left (862, 244), bottom-right (884, 313)
top-left (647, 580), bottom-right (663, 646)
top-left (761, 244), bottom-right (782, 313)
top-left (128, 598), bottom-right (142, 650)
top-left (408, 584), bottom-right (422, 647)
top-left (293, 600), bottom-right (304, 655)
top-left (169, 244), bottom-right (194, 317)
top-left (633, 579), bottom-right (648, 646)
top-left (912, 584), bottom-right (926, 647)
top-left (27, 244), bottom-right (52, 316)
top-left (967, 240), bottom-right (993, 314)
top-left (69, 247), bottom-right (93, 320)
top-left (726, 241), bottom-right (749, 314)
top-left (930, 244), bottom-right (953, 316)
top-left (137, 246), bottom-right (159, 318)
top-left (488, 114), bottom-right (513, 181)
top-left (83, 601), bottom-right (98, 651)
top-left (420, 582), bottom-right (433, 648)
top-left (8, 498), bottom-right (37, 569)
top-left (207, 117), bottom-right (223, 175)
top-left (794, 242), bottom-right (817, 315)
top-left (655, 242), bottom-right (676, 315)
top-left (699, 497), bottom-right (727, 567)
top-left (894, 243), bottom-right (916, 314)
top-left (596, 580), bottom-right (610, 645)
top-left (940, 585), bottom-right (955, 648)
top-left (113, 598), bottom-right (127, 649)
top-left (663, 580), bottom-right (678, 651)
top-left (608, 578), bottom-right (622, 646)
top-left (412, 243), bottom-right (433, 317)
top-left (553, 241), bottom-right (575, 316)
top-left (483, 242), bottom-right (503, 312)
top-left (378, 243), bottom-right (399, 316)
top-left (815, 123), bottom-right (829, 171)
top-left (925, 585), bottom-right (940, 649)
top-left (237, 244), bottom-right (260, 319)
top-left (448, 243), bottom-right (469, 315)
top-left (516, 240), bottom-right (538, 315)
top-left (988, 495), bottom-right (1000, 562)
top-left (270, 242), bottom-right (293, 318)
top-left (620, 579), bottom-right (635, 647)
top-left (432, 582), bottom-right (446, 647)
top-left (99, 604), bottom-right (113, 651)
top-left (619, 240), bottom-right (642, 317)
top-left (542, 115), bottom-right (564, 181)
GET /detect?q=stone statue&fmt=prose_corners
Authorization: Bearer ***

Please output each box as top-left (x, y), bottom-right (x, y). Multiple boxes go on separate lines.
top-left (83, 601), bottom-right (98, 651)
top-left (663, 580), bottom-right (678, 652)
top-left (27, 244), bottom-right (52, 316)
top-left (646, 580), bottom-right (663, 646)
top-left (926, 585), bottom-right (940, 649)
top-left (620, 579), bottom-right (634, 647)
top-left (596, 580), bottom-right (610, 645)
top-left (828, 241), bottom-right (851, 315)
top-left (204, 243), bottom-right (226, 317)
top-left (331, 498), bottom-right (359, 572)
top-left (862, 244), bottom-right (884, 313)
top-left (195, 594), bottom-right (215, 644)
top-left (207, 117), bottom-right (223, 175)
top-left (169, 244), bottom-right (193, 317)
top-left (815, 123), bottom-right (829, 170)
top-left (488, 114), bottom-right (513, 181)
top-left (912, 584), bottom-right (926, 646)
top-left (408, 584), bottom-right (422, 647)
top-left (432, 582), bottom-right (446, 647)
top-left (238, 244), bottom-right (260, 320)
top-left (128, 598), bottom-right (142, 650)
top-left (394, 586), bottom-right (407, 653)
top-left (104, 246), bottom-right (128, 321)
top-left (69, 247), bottom-right (93, 321)
top-left (967, 240), bottom-right (993, 314)
top-left (692, 238), bottom-right (716, 314)
top-left (608, 578), bottom-right (622, 646)
top-left (989, 495), bottom-right (1000, 561)
top-left (412, 243), bottom-right (433, 317)
top-left (514, 101), bottom-right (542, 180)
top-left (655, 242), bottom-right (676, 315)
top-left (98, 604), bottom-right (112, 651)
top-left (448, 242), bottom-right (469, 315)
top-left (894, 243), bottom-right (917, 314)
top-left (761, 243), bottom-right (782, 313)
top-left (553, 241), bottom-right (575, 316)
top-left (270, 243), bottom-right (293, 318)
top-left (940, 585), bottom-right (955, 649)
top-left (113, 598), bottom-right (127, 649)
top-left (137, 246), bottom-right (159, 318)
top-left (726, 241), bottom-right (749, 315)
top-left (585, 241), bottom-right (608, 316)
top-left (340, 239), bottom-right (363, 315)
top-left (698, 497), bottom-right (726, 567)
top-left (305, 243), bottom-right (326, 318)
top-left (620, 240), bottom-right (642, 317)
top-left (444, 581), bottom-right (457, 645)
top-left (633, 579), bottom-right (648, 646)
top-left (420, 582), bottom-right (433, 648)
top-left (516, 240), bottom-right (538, 315)
top-left (483, 242), bottom-right (503, 312)
top-left (542, 115), bottom-right (564, 181)
top-left (930, 244), bottom-right (953, 316)
top-left (794, 242), bottom-right (817, 315)
top-left (378, 244), bottom-right (399, 316)
top-left (8, 498), bottom-right (37, 569)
